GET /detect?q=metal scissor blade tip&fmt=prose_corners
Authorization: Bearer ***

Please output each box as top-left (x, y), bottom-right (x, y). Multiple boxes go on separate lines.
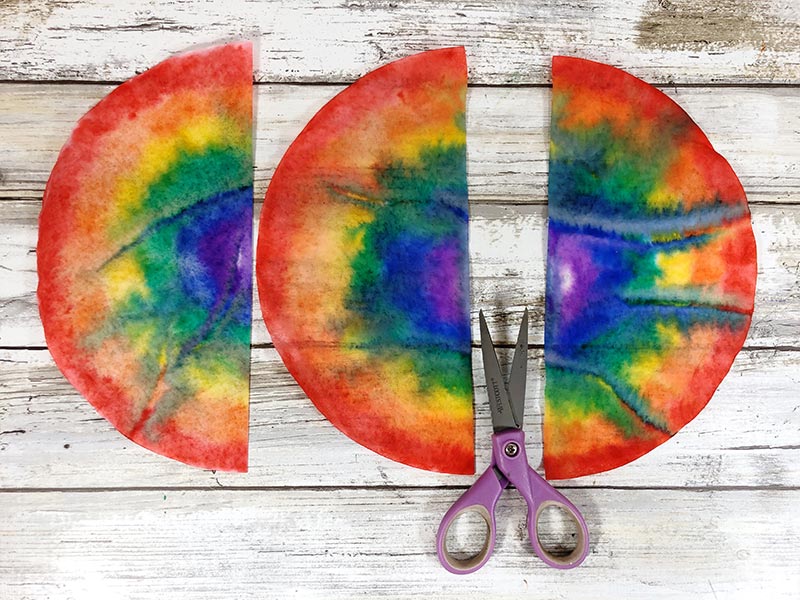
top-left (479, 310), bottom-right (493, 346)
top-left (479, 309), bottom-right (519, 433)
top-left (507, 309), bottom-right (529, 429)
top-left (517, 309), bottom-right (529, 348)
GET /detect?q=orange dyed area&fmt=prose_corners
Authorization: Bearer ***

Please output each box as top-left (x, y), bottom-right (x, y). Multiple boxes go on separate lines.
top-left (543, 407), bottom-right (669, 480)
top-left (257, 48), bottom-right (473, 474)
top-left (553, 56), bottom-right (745, 210)
top-left (658, 140), bottom-right (746, 210)
top-left (627, 321), bottom-right (750, 432)
top-left (553, 56), bottom-right (709, 146)
top-left (656, 217), bottom-right (757, 309)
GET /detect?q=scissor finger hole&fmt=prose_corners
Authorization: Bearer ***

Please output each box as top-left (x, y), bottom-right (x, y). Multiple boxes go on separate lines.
top-left (442, 507), bottom-right (492, 570)
top-left (534, 502), bottom-right (584, 563)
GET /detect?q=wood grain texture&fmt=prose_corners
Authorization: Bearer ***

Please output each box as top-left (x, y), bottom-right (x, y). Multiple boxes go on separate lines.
top-left (1, 0), bottom-right (799, 84)
top-left (1, 1), bottom-right (799, 597)
top-left (3, 199), bottom-right (798, 348)
top-left (2, 488), bottom-right (799, 599)
top-left (1, 346), bottom-right (798, 490)
top-left (1, 83), bottom-right (798, 204)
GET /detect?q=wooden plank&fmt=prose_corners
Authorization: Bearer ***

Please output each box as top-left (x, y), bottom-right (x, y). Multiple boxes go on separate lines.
top-left (1, 83), bottom-right (798, 204)
top-left (1, 488), bottom-right (798, 599)
top-left (1, 1), bottom-right (800, 84)
top-left (2, 199), bottom-right (797, 349)
top-left (1, 346), bottom-right (797, 490)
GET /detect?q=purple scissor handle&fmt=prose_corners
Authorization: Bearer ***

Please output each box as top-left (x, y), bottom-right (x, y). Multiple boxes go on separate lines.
top-left (436, 310), bottom-right (589, 574)
top-left (436, 428), bottom-right (589, 573)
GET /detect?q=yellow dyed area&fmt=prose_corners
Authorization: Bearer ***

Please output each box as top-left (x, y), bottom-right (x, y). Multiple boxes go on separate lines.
top-left (288, 202), bottom-right (375, 341)
top-left (173, 359), bottom-right (248, 445)
top-left (340, 314), bottom-right (369, 349)
top-left (651, 230), bottom-right (683, 243)
top-left (624, 322), bottom-right (683, 389)
top-left (370, 353), bottom-right (472, 445)
top-left (112, 114), bottom-right (237, 217)
top-left (158, 346), bottom-right (169, 370)
top-left (102, 254), bottom-right (150, 303)
top-left (343, 225), bottom-right (369, 258)
top-left (646, 183), bottom-right (681, 211)
top-left (125, 322), bottom-right (158, 358)
top-left (184, 360), bottom-right (247, 407)
top-left (656, 249), bottom-right (695, 287)
top-left (393, 125), bottom-right (465, 167)
top-left (625, 353), bottom-right (663, 394)
top-left (549, 139), bottom-right (560, 159)
top-left (426, 385), bottom-right (471, 418)
top-left (379, 353), bottom-right (471, 419)
top-left (656, 321), bottom-right (684, 346)
top-left (381, 353), bottom-right (422, 396)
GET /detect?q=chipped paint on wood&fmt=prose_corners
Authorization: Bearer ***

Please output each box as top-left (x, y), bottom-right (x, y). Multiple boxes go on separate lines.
top-left (0, 347), bottom-right (798, 489)
top-left (1, 0), bottom-right (800, 83)
top-left (637, 0), bottom-right (800, 53)
top-left (2, 488), bottom-right (799, 598)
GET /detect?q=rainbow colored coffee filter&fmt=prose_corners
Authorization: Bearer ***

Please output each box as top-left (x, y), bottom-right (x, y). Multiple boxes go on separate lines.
top-left (544, 57), bottom-right (757, 479)
top-left (257, 48), bottom-right (473, 474)
top-left (37, 42), bottom-right (253, 471)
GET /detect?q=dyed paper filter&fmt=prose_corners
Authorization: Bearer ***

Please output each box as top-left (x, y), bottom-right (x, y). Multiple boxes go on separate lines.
top-left (257, 48), bottom-right (473, 474)
top-left (544, 56), bottom-right (757, 479)
top-left (37, 42), bottom-right (254, 471)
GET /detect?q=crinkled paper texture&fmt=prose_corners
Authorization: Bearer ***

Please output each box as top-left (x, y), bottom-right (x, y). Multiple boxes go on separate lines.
top-left (257, 48), bottom-right (473, 474)
top-left (544, 56), bottom-right (757, 479)
top-left (38, 42), bottom-right (254, 471)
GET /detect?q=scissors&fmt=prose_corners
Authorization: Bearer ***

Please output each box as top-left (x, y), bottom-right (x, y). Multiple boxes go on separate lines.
top-left (436, 309), bottom-right (589, 574)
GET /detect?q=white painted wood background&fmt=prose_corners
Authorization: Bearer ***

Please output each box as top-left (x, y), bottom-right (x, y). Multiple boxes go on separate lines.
top-left (1, 1), bottom-right (799, 598)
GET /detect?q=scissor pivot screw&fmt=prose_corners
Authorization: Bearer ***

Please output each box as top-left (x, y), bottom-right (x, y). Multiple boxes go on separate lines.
top-left (504, 442), bottom-right (520, 457)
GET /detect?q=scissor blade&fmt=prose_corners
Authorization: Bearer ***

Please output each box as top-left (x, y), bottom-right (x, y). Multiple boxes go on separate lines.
top-left (479, 310), bottom-right (519, 432)
top-left (507, 308), bottom-right (528, 428)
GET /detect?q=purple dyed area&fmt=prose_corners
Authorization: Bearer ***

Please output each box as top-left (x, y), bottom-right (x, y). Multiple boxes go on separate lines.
top-left (548, 229), bottom-right (601, 328)
top-left (424, 240), bottom-right (466, 325)
top-left (177, 187), bottom-right (253, 326)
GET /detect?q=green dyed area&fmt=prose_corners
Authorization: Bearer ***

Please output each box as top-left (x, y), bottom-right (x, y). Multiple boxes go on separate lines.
top-left (545, 365), bottom-right (647, 438)
top-left (88, 144), bottom-right (253, 427)
top-left (375, 142), bottom-right (468, 208)
top-left (570, 316), bottom-right (673, 431)
top-left (342, 136), bottom-right (472, 402)
top-left (112, 144), bottom-right (251, 239)
top-left (549, 90), bottom-right (690, 218)
top-left (621, 248), bottom-right (662, 295)
top-left (569, 307), bottom-right (744, 433)
top-left (411, 346), bottom-right (472, 398)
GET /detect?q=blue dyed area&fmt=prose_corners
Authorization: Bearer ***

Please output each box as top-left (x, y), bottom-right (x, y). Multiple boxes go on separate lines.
top-left (545, 219), bottom-right (747, 360)
top-left (176, 186), bottom-right (253, 328)
top-left (345, 143), bottom-right (470, 355)
top-left (340, 141), bottom-right (472, 394)
top-left (376, 230), bottom-right (469, 350)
